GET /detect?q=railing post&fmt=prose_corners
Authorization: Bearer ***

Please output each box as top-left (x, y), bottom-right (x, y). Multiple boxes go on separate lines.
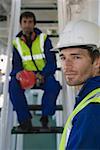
top-left (0, 0), bottom-right (21, 150)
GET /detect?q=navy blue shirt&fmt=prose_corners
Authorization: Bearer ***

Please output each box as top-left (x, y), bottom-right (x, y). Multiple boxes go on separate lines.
top-left (66, 76), bottom-right (100, 150)
top-left (10, 28), bottom-right (57, 78)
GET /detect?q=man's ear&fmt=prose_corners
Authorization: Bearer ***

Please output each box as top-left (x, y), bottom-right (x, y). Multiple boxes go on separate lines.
top-left (93, 57), bottom-right (100, 75)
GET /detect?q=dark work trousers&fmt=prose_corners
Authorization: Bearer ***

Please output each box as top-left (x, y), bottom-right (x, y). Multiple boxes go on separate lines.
top-left (9, 75), bottom-right (61, 124)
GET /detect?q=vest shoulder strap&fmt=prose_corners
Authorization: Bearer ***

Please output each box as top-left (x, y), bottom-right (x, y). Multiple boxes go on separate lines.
top-left (59, 88), bottom-right (100, 150)
top-left (40, 33), bottom-right (47, 52)
top-left (13, 37), bottom-right (23, 58)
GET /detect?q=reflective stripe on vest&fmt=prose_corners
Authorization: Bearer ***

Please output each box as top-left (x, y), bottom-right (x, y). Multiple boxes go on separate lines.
top-left (59, 88), bottom-right (100, 150)
top-left (13, 33), bottom-right (47, 71)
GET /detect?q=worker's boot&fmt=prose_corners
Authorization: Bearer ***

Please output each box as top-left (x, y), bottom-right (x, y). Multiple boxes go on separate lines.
top-left (20, 118), bottom-right (33, 130)
top-left (16, 118), bottom-right (33, 131)
top-left (40, 116), bottom-right (48, 128)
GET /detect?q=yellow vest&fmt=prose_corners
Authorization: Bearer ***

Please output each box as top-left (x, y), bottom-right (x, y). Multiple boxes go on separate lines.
top-left (13, 33), bottom-right (47, 71)
top-left (59, 88), bottom-right (100, 150)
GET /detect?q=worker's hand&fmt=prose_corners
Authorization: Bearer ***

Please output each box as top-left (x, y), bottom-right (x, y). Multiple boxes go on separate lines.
top-left (16, 70), bottom-right (36, 89)
top-left (36, 72), bottom-right (44, 87)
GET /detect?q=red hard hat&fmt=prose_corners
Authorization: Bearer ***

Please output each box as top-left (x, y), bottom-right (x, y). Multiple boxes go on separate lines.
top-left (16, 70), bottom-right (36, 89)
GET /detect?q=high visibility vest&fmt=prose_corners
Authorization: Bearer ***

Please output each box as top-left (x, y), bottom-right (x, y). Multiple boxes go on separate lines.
top-left (59, 88), bottom-right (100, 150)
top-left (13, 33), bottom-right (47, 71)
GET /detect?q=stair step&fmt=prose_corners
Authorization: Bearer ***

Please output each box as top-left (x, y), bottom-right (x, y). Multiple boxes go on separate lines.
top-left (37, 20), bottom-right (58, 24)
top-left (11, 126), bottom-right (63, 134)
top-left (28, 104), bottom-right (63, 111)
top-left (48, 34), bottom-right (59, 38)
top-left (21, 7), bottom-right (57, 10)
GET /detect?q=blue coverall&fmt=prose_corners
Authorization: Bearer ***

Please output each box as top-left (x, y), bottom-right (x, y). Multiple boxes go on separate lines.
top-left (66, 76), bottom-right (100, 149)
top-left (9, 28), bottom-right (61, 124)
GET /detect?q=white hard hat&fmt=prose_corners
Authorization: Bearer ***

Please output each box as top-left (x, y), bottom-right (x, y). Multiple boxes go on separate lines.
top-left (52, 20), bottom-right (100, 51)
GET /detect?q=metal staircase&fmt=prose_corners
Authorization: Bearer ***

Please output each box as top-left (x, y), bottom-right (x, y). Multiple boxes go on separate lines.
top-left (11, 102), bottom-right (63, 134)
top-left (0, 0), bottom-right (79, 149)
top-left (0, 0), bottom-right (64, 150)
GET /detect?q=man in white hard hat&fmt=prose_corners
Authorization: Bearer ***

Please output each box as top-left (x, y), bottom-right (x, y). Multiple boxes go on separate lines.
top-left (53, 20), bottom-right (100, 149)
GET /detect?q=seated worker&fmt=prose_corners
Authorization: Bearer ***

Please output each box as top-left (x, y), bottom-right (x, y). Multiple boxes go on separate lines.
top-left (9, 11), bottom-right (61, 130)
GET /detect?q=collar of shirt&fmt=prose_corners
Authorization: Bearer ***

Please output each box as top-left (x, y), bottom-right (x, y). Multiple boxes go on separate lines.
top-left (75, 76), bottom-right (100, 108)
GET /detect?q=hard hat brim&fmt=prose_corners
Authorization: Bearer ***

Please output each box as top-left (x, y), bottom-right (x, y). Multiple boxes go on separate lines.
top-left (51, 43), bottom-right (94, 52)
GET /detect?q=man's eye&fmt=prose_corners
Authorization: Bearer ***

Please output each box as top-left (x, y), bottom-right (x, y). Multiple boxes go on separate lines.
top-left (23, 21), bottom-right (26, 23)
top-left (60, 57), bottom-right (65, 60)
top-left (29, 21), bottom-right (33, 23)
top-left (74, 56), bottom-right (81, 59)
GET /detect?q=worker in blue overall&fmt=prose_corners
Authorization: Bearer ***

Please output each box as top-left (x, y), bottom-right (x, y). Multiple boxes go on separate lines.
top-left (9, 11), bottom-right (61, 130)
top-left (52, 20), bottom-right (100, 149)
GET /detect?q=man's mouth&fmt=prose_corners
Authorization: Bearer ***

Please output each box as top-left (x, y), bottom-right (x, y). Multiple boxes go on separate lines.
top-left (64, 72), bottom-right (77, 76)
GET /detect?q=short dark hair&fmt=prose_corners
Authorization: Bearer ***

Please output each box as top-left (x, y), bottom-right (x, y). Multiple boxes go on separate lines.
top-left (87, 48), bottom-right (100, 63)
top-left (78, 45), bottom-right (100, 63)
top-left (20, 11), bottom-right (36, 25)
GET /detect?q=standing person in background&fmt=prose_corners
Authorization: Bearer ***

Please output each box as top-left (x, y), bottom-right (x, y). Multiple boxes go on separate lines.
top-left (52, 20), bottom-right (100, 149)
top-left (9, 11), bottom-right (61, 130)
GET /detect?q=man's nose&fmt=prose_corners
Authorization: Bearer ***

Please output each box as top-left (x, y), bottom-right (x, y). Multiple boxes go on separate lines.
top-left (65, 58), bottom-right (73, 65)
top-left (25, 22), bottom-right (30, 27)
top-left (63, 59), bottom-right (73, 70)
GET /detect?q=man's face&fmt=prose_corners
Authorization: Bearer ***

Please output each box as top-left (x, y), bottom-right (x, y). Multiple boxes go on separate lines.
top-left (20, 17), bottom-right (35, 35)
top-left (59, 47), bottom-right (95, 86)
